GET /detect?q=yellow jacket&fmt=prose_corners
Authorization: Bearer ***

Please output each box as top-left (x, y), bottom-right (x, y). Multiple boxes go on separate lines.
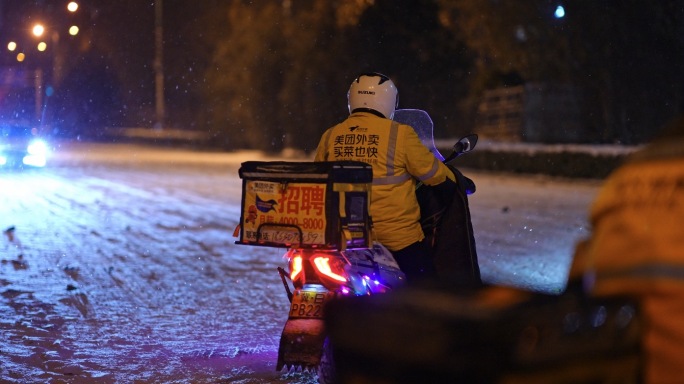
top-left (569, 125), bottom-right (684, 383)
top-left (315, 112), bottom-right (455, 251)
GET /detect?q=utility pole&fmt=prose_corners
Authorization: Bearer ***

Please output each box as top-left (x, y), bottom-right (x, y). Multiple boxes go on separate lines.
top-left (154, 0), bottom-right (165, 129)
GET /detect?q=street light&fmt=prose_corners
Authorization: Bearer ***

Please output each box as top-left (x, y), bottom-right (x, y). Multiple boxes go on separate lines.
top-left (554, 5), bottom-right (566, 19)
top-left (2, 3), bottom-right (83, 125)
top-left (25, 22), bottom-right (52, 124)
top-left (32, 24), bottom-right (45, 37)
top-left (154, 0), bottom-right (165, 129)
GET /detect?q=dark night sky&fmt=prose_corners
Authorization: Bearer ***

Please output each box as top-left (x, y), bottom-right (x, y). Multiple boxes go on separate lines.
top-left (1, 1), bottom-right (682, 144)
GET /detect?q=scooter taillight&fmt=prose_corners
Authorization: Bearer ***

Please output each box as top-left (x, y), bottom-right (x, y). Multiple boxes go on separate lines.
top-left (286, 249), bottom-right (349, 287)
top-left (312, 256), bottom-right (347, 283)
top-left (290, 255), bottom-right (303, 281)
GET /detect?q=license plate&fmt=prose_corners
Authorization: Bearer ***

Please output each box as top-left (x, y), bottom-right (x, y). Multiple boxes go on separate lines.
top-left (289, 290), bottom-right (333, 319)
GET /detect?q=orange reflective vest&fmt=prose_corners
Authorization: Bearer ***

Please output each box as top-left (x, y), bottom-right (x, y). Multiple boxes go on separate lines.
top-left (315, 112), bottom-right (455, 251)
top-left (569, 133), bottom-right (684, 383)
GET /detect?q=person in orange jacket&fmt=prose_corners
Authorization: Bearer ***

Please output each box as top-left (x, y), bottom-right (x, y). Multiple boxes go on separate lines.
top-left (315, 72), bottom-right (459, 283)
top-left (569, 116), bottom-right (684, 383)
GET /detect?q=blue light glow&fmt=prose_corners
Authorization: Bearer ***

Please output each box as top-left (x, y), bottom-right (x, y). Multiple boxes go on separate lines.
top-left (23, 139), bottom-right (48, 167)
top-left (554, 5), bottom-right (565, 18)
top-left (23, 154), bottom-right (46, 167)
top-left (28, 140), bottom-right (48, 156)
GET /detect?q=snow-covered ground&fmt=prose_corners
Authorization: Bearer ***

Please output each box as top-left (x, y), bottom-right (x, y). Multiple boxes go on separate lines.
top-left (0, 142), bottom-right (602, 383)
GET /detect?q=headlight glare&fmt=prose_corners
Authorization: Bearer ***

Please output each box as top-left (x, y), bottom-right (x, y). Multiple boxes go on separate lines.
top-left (28, 140), bottom-right (48, 155)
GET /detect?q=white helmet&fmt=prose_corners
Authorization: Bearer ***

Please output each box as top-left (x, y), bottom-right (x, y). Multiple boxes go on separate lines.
top-left (347, 72), bottom-right (398, 119)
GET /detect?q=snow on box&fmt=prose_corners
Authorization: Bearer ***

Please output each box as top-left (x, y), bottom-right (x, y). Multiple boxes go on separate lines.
top-left (237, 161), bottom-right (373, 250)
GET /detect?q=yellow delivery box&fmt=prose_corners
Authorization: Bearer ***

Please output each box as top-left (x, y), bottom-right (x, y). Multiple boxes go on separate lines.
top-left (237, 161), bottom-right (373, 250)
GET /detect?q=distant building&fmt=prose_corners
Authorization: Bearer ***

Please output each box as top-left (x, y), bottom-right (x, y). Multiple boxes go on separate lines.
top-left (475, 83), bottom-right (588, 143)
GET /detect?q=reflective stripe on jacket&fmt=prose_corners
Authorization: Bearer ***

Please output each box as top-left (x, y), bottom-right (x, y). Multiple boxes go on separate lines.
top-left (315, 112), bottom-right (455, 251)
top-left (569, 130), bottom-right (684, 383)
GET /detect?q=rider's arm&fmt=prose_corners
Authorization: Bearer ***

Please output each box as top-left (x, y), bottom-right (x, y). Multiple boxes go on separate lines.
top-left (402, 125), bottom-right (456, 186)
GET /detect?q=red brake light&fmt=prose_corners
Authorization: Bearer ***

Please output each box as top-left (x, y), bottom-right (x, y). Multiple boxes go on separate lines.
top-left (312, 256), bottom-right (347, 282)
top-left (290, 255), bottom-right (303, 281)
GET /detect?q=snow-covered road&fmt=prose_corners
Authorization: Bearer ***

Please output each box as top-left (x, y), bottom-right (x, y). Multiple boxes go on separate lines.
top-left (0, 142), bottom-right (601, 383)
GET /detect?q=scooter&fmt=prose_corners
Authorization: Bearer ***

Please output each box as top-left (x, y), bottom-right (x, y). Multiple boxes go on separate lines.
top-left (276, 241), bottom-right (405, 382)
top-left (234, 109), bottom-right (477, 383)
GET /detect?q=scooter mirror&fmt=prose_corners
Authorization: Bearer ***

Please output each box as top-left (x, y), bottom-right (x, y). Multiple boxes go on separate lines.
top-left (444, 134), bottom-right (479, 163)
top-left (454, 134), bottom-right (478, 154)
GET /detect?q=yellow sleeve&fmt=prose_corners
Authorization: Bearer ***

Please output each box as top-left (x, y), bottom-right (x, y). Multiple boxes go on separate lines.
top-left (403, 125), bottom-right (455, 185)
top-left (314, 128), bottom-right (332, 161)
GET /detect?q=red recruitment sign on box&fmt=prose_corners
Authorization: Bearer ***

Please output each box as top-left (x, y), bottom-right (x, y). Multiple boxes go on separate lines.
top-left (237, 161), bottom-right (373, 250)
top-left (242, 180), bottom-right (328, 246)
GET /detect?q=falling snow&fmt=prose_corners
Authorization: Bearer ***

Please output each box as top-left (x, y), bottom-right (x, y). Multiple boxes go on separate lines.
top-left (0, 142), bottom-right (601, 382)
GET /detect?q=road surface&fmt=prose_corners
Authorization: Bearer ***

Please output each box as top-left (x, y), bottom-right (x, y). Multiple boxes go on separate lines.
top-left (0, 141), bottom-right (601, 383)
